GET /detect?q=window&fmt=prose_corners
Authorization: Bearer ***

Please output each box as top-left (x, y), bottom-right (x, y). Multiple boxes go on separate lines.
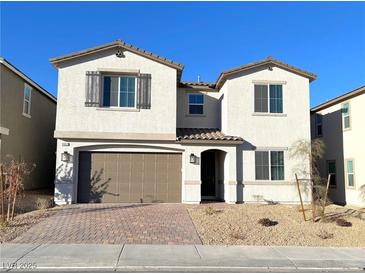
top-left (342, 102), bottom-right (350, 129)
top-left (255, 150), bottom-right (284, 181)
top-left (254, 84), bottom-right (283, 113)
top-left (23, 84), bottom-right (32, 116)
top-left (255, 151), bottom-right (269, 180)
top-left (102, 75), bottom-right (136, 108)
top-left (188, 94), bottom-right (204, 115)
top-left (270, 151), bottom-right (284, 180)
top-left (327, 160), bottom-right (336, 187)
top-left (269, 85), bottom-right (283, 113)
top-left (254, 85), bottom-right (268, 112)
top-left (346, 159), bottom-right (354, 187)
top-left (315, 114), bottom-right (323, 137)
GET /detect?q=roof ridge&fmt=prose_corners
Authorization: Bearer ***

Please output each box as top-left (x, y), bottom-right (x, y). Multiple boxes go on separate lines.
top-left (0, 57), bottom-right (56, 103)
top-left (311, 85), bottom-right (365, 112)
top-left (50, 40), bottom-right (184, 70)
top-left (216, 56), bottom-right (317, 88)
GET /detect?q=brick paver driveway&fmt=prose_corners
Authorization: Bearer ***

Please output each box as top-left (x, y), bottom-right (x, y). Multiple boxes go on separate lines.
top-left (12, 204), bottom-right (202, 245)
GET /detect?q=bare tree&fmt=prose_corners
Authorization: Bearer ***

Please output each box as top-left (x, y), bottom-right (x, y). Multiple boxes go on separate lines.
top-left (290, 138), bottom-right (326, 221)
top-left (0, 158), bottom-right (34, 224)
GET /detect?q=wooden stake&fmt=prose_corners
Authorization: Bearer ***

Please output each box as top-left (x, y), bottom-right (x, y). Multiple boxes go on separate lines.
top-left (0, 164), bottom-right (4, 224)
top-left (321, 174), bottom-right (331, 218)
top-left (311, 180), bottom-right (316, 222)
top-left (11, 166), bottom-right (20, 221)
top-left (295, 174), bottom-right (306, 222)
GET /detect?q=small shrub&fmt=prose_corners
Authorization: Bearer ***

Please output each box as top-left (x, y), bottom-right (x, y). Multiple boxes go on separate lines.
top-left (258, 218), bottom-right (278, 227)
top-left (230, 231), bottom-right (245, 240)
top-left (204, 206), bottom-right (222, 215)
top-left (317, 229), bottom-right (334, 239)
top-left (336, 218), bottom-right (352, 227)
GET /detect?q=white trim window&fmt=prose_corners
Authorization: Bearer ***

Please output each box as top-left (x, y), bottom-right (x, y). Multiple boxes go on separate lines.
top-left (346, 159), bottom-right (355, 188)
top-left (188, 94), bottom-right (204, 115)
top-left (254, 84), bottom-right (283, 113)
top-left (255, 150), bottom-right (284, 180)
top-left (102, 75), bottom-right (136, 108)
top-left (23, 83), bottom-right (32, 117)
top-left (342, 102), bottom-right (350, 130)
top-left (315, 114), bottom-right (323, 137)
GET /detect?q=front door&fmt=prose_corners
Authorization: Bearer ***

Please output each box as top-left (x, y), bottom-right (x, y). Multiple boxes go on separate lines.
top-left (201, 151), bottom-right (215, 198)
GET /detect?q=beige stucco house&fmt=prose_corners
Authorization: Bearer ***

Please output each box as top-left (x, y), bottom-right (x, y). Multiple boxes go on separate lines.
top-left (52, 40), bottom-right (316, 205)
top-left (311, 86), bottom-right (365, 207)
top-left (0, 57), bottom-right (57, 190)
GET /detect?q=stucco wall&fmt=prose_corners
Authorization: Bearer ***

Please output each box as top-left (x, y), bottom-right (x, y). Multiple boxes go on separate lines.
top-left (55, 48), bottom-right (177, 137)
top-left (54, 139), bottom-right (238, 205)
top-left (0, 64), bottom-right (57, 190)
top-left (311, 93), bottom-right (365, 207)
top-left (176, 89), bottom-right (221, 128)
top-left (220, 65), bottom-right (312, 203)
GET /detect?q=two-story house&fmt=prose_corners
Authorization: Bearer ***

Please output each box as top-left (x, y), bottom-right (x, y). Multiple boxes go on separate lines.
top-left (0, 57), bottom-right (57, 190)
top-left (51, 40), bottom-right (316, 205)
top-left (311, 86), bottom-right (365, 207)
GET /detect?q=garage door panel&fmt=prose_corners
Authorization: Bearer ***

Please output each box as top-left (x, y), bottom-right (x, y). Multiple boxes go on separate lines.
top-left (156, 154), bottom-right (168, 184)
top-left (78, 152), bottom-right (181, 203)
top-left (155, 193), bottom-right (168, 203)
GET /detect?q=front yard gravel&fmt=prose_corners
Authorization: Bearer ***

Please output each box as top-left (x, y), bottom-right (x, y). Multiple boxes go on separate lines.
top-left (188, 204), bottom-right (365, 247)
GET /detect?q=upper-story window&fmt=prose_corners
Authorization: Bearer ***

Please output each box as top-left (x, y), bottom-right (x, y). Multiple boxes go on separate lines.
top-left (342, 102), bottom-right (350, 130)
top-left (23, 83), bottom-right (32, 117)
top-left (315, 114), bottom-right (323, 137)
top-left (85, 71), bottom-right (151, 109)
top-left (102, 75), bottom-right (136, 108)
top-left (254, 84), bottom-right (283, 113)
top-left (188, 94), bottom-right (204, 115)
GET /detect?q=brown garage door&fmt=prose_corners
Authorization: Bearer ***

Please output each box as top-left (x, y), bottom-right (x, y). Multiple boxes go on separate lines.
top-left (77, 152), bottom-right (182, 203)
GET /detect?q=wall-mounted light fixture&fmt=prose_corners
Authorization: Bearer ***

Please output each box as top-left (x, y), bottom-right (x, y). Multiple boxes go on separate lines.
top-left (61, 151), bottom-right (71, 162)
top-left (190, 153), bottom-right (200, 165)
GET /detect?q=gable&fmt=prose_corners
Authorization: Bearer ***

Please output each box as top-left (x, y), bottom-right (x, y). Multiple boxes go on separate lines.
top-left (50, 40), bottom-right (183, 79)
top-left (216, 57), bottom-right (316, 89)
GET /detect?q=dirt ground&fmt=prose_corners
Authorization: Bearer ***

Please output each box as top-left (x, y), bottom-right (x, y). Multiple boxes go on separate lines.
top-left (15, 189), bottom-right (54, 213)
top-left (188, 204), bottom-right (365, 247)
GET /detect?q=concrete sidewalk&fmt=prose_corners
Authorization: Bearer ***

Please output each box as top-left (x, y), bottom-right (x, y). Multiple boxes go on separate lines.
top-left (1, 244), bottom-right (365, 272)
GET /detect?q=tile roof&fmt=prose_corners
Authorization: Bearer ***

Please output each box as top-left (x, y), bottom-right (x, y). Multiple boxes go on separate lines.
top-left (179, 81), bottom-right (217, 91)
top-left (176, 128), bottom-right (243, 143)
top-left (179, 81), bottom-right (216, 88)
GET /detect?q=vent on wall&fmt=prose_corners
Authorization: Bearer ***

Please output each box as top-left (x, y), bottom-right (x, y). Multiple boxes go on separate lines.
top-left (116, 48), bottom-right (125, 58)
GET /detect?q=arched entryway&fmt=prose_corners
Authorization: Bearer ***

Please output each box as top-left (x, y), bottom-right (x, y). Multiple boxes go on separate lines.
top-left (201, 149), bottom-right (227, 202)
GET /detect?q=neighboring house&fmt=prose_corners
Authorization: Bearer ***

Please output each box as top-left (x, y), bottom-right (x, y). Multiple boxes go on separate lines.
top-left (311, 86), bottom-right (365, 207)
top-left (52, 40), bottom-right (316, 205)
top-left (0, 57), bottom-right (57, 190)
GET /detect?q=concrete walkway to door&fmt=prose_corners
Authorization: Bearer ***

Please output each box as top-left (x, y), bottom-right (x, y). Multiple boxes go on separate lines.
top-left (11, 204), bottom-right (202, 245)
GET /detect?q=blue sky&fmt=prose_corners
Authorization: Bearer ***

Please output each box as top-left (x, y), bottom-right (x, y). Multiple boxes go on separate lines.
top-left (1, 1), bottom-right (364, 107)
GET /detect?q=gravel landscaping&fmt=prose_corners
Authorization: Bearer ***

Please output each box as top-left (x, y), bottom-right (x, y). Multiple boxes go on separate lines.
top-left (188, 204), bottom-right (365, 247)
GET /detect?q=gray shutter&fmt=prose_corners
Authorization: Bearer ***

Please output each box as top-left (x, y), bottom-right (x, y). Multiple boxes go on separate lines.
top-left (85, 71), bottom-right (101, 107)
top-left (137, 73), bottom-right (151, 109)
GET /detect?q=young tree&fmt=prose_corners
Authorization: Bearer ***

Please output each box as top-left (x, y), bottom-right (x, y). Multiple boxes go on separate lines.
top-left (290, 138), bottom-right (326, 221)
top-left (0, 158), bottom-right (34, 224)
